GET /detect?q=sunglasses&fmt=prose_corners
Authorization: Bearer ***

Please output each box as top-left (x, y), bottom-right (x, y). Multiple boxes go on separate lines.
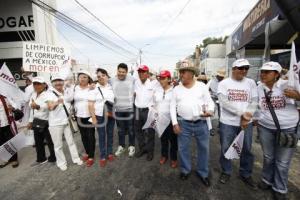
top-left (236, 66), bottom-right (249, 71)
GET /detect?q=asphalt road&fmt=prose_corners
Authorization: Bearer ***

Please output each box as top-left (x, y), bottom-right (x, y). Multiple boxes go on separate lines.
top-left (0, 120), bottom-right (300, 200)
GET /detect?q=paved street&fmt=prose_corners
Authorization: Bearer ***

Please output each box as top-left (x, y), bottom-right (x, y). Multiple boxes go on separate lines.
top-left (0, 120), bottom-right (300, 200)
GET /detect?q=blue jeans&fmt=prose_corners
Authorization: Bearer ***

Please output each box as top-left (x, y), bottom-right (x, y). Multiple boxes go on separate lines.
top-left (219, 122), bottom-right (254, 178)
top-left (115, 111), bottom-right (135, 147)
top-left (178, 119), bottom-right (209, 178)
top-left (96, 116), bottom-right (115, 159)
top-left (258, 125), bottom-right (296, 194)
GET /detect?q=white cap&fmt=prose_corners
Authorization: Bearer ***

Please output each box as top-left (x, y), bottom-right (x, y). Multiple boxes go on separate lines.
top-left (260, 62), bottom-right (282, 73)
top-left (32, 76), bottom-right (46, 84)
top-left (51, 74), bottom-right (64, 82)
top-left (78, 70), bottom-right (92, 79)
top-left (232, 59), bottom-right (251, 68)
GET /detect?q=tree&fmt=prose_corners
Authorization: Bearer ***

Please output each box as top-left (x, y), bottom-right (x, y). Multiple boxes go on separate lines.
top-left (199, 36), bottom-right (228, 48)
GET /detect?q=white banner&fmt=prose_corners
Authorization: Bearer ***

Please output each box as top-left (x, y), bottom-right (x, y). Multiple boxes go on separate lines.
top-left (23, 42), bottom-right (70, 73)
top-left (224, 130), bottom-right (244, 160)
top-left (287, 42), bottom-right (300, 92)
top-left (0, 62), bottom-right (25, 106)
top-left (0, 132), bottom-right (27, 162)
top-left (142, 107), bottom-right (170, 137)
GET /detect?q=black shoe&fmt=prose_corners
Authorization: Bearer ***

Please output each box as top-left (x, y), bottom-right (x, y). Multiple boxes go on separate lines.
top-left (219, 173), bottom-right (230, 184)
top-left (0, 162), bottom-right (10, 168)
top-left (240, 176), bottom-right (257, 190)
top-left (146, 153), bottom-right (153, 161)
top-left (273, 191), bottom-right (288, 200)
top-left (180, 173), bottom-right (189, 180)
top-left (135, 150), bottom-right (146, 158)
top-left (197, 174), bottom-right (210, 187)
top-left (258, 181), bottom-right (272, 190)
top-left (48, 156), bottom-right (56, 163)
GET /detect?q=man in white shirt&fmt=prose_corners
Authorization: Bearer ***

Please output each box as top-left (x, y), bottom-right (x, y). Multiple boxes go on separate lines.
top-left (170, 60), bottom-right (214, 187)
top-left (134, 65), bottom-right (155, 161)
top-left (217, 59), bottom-right (258, 188)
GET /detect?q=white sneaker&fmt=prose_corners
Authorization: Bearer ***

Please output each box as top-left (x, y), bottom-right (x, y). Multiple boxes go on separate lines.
top-left (128, 146), bottom-right (135, 157)
top-left (75, 160), bottom-right (83, 166)
top-left (59, 165), bottom-right (67, 171)
top-left (298, 140), bottom-right (300, 147)
top-left (115, 146), bottom-right (125, 157)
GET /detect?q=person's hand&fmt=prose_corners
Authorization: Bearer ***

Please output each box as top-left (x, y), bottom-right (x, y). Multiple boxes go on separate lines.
top-left (57, 98), bottom-right (64, 104)
top-left (284, 89), bottom-right (300, 100)
top-left (30, 100), bottom-right (40, 109)
top-left (173, 124), bottom-right (181, 135)
top-left (253, 120), bottom-right (258, 126)
top-left (27, 123), bottom-right (32, 130)
top-left (240, 117), bottom-right (249, 129)
top-left (242, 112), bottom-right (253, 121)
top-left (201, 111), bottom-right (213, 118)
top-left (91, 116), bottom-right (97, 125)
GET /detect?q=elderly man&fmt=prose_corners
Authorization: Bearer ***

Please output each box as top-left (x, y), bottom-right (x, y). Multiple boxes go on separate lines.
top-left (170, 60), bottom-right (214, 187)
top-left (217, 59), bottom-right (258, 189)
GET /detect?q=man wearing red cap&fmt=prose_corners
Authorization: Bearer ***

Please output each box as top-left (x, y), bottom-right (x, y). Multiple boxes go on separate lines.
top-left (154, 70), bottom-right (178, 168)
top-left (134, 65), bottom-right (156, 161)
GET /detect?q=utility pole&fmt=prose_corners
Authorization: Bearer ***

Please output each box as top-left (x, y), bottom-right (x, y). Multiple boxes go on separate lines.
top-left (139, 49), bottom-right (142, 65)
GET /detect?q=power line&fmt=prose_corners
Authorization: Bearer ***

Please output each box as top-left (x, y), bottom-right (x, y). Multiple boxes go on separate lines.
top-left (30, 0), bottom-right (137, 59)
top-left (73, 0), bottom-right (138, 51)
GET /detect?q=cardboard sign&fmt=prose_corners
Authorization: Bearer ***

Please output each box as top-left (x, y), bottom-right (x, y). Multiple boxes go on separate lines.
top-left (23, 42), bottom-right (70, 73)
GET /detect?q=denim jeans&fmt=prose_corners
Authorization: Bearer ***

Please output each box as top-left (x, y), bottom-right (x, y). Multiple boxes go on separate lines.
top-left (115, 111), bottom-right (135, 147)
top-left (178, 119), bottom-right (209, 178)
top-left (258, 125), bottom-right (297, 194)
top-left (96, 116), bottom-right (115, 159)
top-left (219, 122), bottom-right (254, 178)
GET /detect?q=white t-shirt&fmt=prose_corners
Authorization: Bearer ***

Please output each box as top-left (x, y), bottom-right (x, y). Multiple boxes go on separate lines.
top-left (217, 77), bottom-right (258, 126)
top-left (170, 81), bottom-right (215, 125)
top-left (153, 86), bottom-right (173, 121)
top-left (256, 80), bottom-right (299, 129)
top-left (73, 86), bottom-right (91, 118)
top-left (47, 89), bottom-right (71, 127)
top-left (134, 79), bottom-right (155, 108)
top-left (29, 91), bottom-right (50, 122)
top-left (88, 83), bottom-right (115, 117)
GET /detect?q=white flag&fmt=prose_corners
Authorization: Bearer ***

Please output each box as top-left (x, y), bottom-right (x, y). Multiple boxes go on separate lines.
top-left (142, 107), bottom-right (170, 137)
top-left (287, 42), bottom-right (300, 92)
top-left (224, 130), bottom-right (245, 160)
top-left (0, 62), bottom-right (25, 106)
top-left (0, 132), bottom-right (27, 162)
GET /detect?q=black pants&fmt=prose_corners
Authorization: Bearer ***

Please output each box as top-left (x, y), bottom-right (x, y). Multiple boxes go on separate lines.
top-left (77, 117), bottom-right (95, 159)
top-left (0, 126), bottom-right (18, 162)
top-left (33, 126), bottom-right (56, 162)
top-left (135, 108), bottom-right (155, 153)
top-left (161, 123), bottom-right (178, 161)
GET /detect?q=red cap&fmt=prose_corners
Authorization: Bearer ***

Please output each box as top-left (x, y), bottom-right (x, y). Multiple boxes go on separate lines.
top-left (138, 65), bottom-right (149, 72)
top-left (158, 70), bottom-right (171, 78)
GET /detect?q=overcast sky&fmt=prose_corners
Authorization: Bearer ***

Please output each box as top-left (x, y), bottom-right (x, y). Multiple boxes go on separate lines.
top-left (56, 0), bottom-right (259, 74)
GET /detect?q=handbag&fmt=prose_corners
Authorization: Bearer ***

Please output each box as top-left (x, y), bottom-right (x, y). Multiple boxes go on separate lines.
top-left (264, 89), bottom-right (299, 148)
top-left (12, 109), bottom-right (24, 121)
top-left (32, 118), bottom-right (48, 130)
top-left (97, 87), bottom-right (114, 115)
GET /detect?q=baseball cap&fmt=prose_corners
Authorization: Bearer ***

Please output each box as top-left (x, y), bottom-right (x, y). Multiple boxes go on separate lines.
top-left (51, 74), bottom-right (64, 82)
top-left (232, 59), bottom-right (251, 68)
top-left (78, 70), bottom-right (92, 79)
top-left (158, 70), bottom-right (171, 78)
top-left (260, 62), bottom-right (282, 73)
top-left (32, 77), bottom-right (46, 84)
top-left (138, 65), bottom-right (149, 72)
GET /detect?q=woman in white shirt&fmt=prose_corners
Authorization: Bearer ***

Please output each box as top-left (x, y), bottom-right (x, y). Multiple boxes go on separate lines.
top-left (88, 68), bottom-right (115, 167)
top-left (28, 77), bottom-right (56, 167)
top-left (256, 62), bottom-right (300, 199)
top-left (154, 70), bottom-right (178, 168)
top-left (73, 70), bottom-right (95, 167)
top-left (47, 75), bottom-right (83, 171)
